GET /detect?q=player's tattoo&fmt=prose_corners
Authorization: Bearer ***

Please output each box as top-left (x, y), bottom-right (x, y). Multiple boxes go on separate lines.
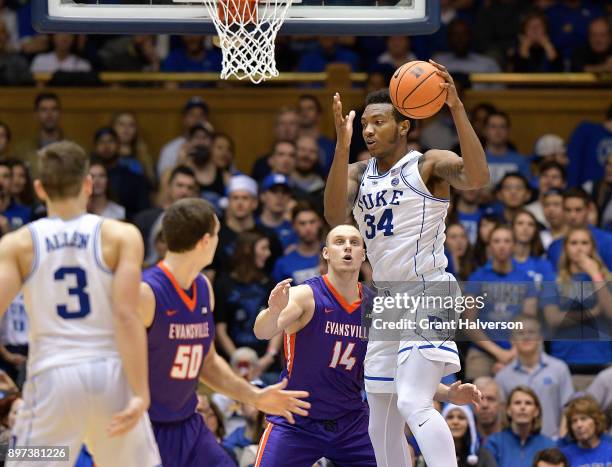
top-left (435, 158), bottom-right (466, 184)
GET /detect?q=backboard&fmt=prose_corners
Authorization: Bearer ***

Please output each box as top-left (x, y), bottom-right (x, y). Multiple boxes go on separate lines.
top-left (33, 1), bottom-right (440, 36)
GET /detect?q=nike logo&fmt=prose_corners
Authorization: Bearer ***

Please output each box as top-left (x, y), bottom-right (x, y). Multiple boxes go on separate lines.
top-left (418, 418), bottom-right (430, 427)
top-left (166, 309), bottom-right (178, 317)
top-left (324, 308), bottom-right (334, 314)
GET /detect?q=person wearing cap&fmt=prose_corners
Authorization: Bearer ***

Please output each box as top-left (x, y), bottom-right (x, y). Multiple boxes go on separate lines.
top-left (157, 96), bottom-right (212, 177)
top-left (525, 161), bottom-right (567, 228)
top-left (257, 174), bottom-right (298, 252)
top-left (533, 134), bottom-right (568, 169)
top-left (210, 174), bottom-right (283, 277)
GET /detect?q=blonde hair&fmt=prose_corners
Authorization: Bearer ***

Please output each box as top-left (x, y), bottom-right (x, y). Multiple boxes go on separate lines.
top-left (38, 141), bottom-right (89, 200)
top-left (505, 385), bottom-right (543, 434)
top-left (557, 227), bottom-right (611, 287)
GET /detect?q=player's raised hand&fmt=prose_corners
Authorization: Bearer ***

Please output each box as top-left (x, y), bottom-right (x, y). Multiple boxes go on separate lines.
top-left (447, 381), bottom-right (483, 409)
top-left (107, 396), bottom-right (147, 437)
top-left (429, 60), bottom-right (462, 110)
top-left (333, 93), bottom-right (355, 149)
top-left (268, 278), bottom-right (292, 314)
top-left (253, 378), bottom-right (311, 424)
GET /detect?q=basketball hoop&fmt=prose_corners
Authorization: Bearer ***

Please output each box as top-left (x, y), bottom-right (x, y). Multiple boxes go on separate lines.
top-left (203, 0), bottom-right (292, 84)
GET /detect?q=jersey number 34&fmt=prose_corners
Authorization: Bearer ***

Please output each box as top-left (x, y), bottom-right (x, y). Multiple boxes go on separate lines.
top-left (363, 209), bottom-right (394, 239)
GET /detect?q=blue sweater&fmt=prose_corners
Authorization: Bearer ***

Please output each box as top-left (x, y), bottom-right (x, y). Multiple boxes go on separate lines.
top-left (484, 428), bottom-right (555, 467)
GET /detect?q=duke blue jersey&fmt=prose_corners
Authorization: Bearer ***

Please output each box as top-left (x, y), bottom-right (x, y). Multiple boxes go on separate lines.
top-left (23, 214), bottom-right (118, 377)
top-left (353, 152), bottom-right (449, 282)
top-left (144, 263), bottom-right (215, 423)
top-left (272, 275), bottom-right (368, 423)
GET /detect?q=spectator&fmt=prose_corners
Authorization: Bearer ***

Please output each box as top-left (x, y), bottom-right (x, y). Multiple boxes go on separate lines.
top-left (297, 95), bottom-right (335, 173)
top-left (257, 174), bottom-right (297, 252)
top-left (547, 188), bottom-right (612, 271)
top-left (453, 189), bottom-right (484, 245)
top-left (593, 153), bottom-right (612, 230)
top-left (375, 36), bottom-right (416, 73)
top-left (548, 227), bottom-right (612, 385)
top-left (432, 19), bottom-right (501, 81)
top-left (0, 392), bottom-right (22, 445)
top-left (111, 111), bottom-right (155, 183)
top-left (30, 33), bottom-right (91, 74)
top-left (297, 37), bottom-right (360, 72)
top-left (211, 132), bottom-right (238, 174)
top-left (495, 315), bottom-right (574, 438)
top-left (197, 394), bottom-right (227, 444)
top-left (162, 35), bottom-right (222, 72)
top-left (178, 123), bottom-right (214, 168)
top-left (8, 160), bottom-right (35, 210)
top-left (542, 189), bottom-right (566, 248)
top-left (157, 96), bottom-right (210, 177)
top-left (267, 140), bottom-right (297, 179)
top-left (464, 225), bottom-right (538, 379)
top-left (214, 231), bottom-right (281, 373)
top-left (585, 366), bottom-right (612, 421)
top-left (445, 222), bottom-right (475, 281)
top-left (469, 103), bottom-right (498, 144)
top-left (291, 135), bottom-right (325, 195)
top-left (511, 11), bottom-right (562, 72)
top-left (0, 122), bottom-right (9, 160)
top-left (570, 17), bottom-right (612, 73)
top-left (0, 293), bottom-right (27, 388)
top-left (512, 209), bottom-right (556, 287)
top-left (99, 35), bottom-right (161, 72)
top-left (272, 202), bottom-right (322, 285)
top-left (545, 0), bottom-right (605, 62)
top-left (251, 108), bottom-right (300, 181)
top-left (183, 143), bottom-right (228, 214)
top-left (133, 165), bottom-right (198, 266)
top-left (561, 397), bottom-right (612, 465)
top-left (526, 161), bottom-right (567, 227)
top-left (222, 401), bottom-right (266, 467)
top-left (533, 134), bottom-right (569, 169)
top-left (484, 111), bottom-right (531, 187)
top-left (442, 403), bottom-right (498, 467)
top-left (483, 386), bottom-right (555, 467)
top-left (90, 127), bottom-right (150, 220)
top-left (0, 160), bottom-right (30, 231)
top-left (496, 172), bottom-right (533, 224)
top-left (14, 93), bottom-right (63, 178)
top-left (473, 213), bottom-right (499, 266)
top-left (86, 159), bottom-right (126, 221)
top-left (566, 105), bottom-right (612, 188)
top-left (532, 448), bottom-right (569, 467)
top-left (0, 21), bottom-right (32, 86)
top-left (473, 376), bottom-right (504, 444)
top-left (212, 175), bottom-right (282, 277)
top-left (0, 0), bottom-right (18, 52)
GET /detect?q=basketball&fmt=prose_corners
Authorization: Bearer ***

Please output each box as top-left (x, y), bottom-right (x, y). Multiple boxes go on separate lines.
top-left (389, 61), bottom-right (447, 119)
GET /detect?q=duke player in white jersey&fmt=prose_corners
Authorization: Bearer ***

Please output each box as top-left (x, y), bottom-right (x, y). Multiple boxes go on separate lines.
top-left (0, 141), bottom-right (160, 466)
top-left (325, 61), bottom-right (489, 467)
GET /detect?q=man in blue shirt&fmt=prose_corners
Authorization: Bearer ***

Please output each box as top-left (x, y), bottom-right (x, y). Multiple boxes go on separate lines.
top-left (484, 111), bottom-right (531, 187)
top-left (297, 37), bottom-right (360, 73)
top-left (455, 188), bottom-right (483, 245)
top-left (272, 202), bottom-right (321, 285)
top-left (297, 95), bottom-right (336, 174)
top-left (547, 188), bottom-right (612, 270)
top-left (256, 174), bottom-right (298, 252)
top-left (162, 35), bottom-right (222, 72)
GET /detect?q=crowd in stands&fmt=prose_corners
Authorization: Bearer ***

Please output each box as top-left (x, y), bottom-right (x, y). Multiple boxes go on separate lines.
top-left (0, 0), bottom-right (611, 86)
top-left (0, 1), bottom-right (611, 467)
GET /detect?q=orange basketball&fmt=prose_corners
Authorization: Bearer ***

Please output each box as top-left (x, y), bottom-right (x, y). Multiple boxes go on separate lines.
top-left (389, 61), bottom-right (447, 119)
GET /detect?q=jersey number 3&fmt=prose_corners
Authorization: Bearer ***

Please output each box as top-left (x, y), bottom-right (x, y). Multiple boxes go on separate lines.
top-left (54, 267), bottom-right (91, 319)
top-left (364, 209), bottom-right (394, 239)
top-left (171, 344), bottom-right (204, 379)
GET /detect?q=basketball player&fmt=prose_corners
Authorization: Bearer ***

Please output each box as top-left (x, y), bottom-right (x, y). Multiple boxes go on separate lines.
top-left (139, 198), bottom-right (310, 467)
top-left (253, 224), bottom-right (482, 467)
top-left (0, 141), bottom-right (161, 466)
top-left (324, 61), bottom-right (490, 467)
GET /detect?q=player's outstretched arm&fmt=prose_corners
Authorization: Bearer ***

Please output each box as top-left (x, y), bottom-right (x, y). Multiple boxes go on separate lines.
top-left (422, 61), bottom-right (490, 191)
top-left (324, 93), bottom-right (365, 226)
top-left (254, 282), bottom-right (314, 340)
top-left (105, 221), bottom-right (149, 437)
top-left (0, 229), bottom-right (31, 319)
top-left (200, 343), bottom-right (311, 424)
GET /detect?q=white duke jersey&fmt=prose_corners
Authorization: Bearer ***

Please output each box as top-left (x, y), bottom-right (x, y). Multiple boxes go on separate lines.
top-left (22, 214), bottom-right (119, 377)
top-left (1, 293), bottom-right (28, 346)
top-left (353, 151), bottom-right (450, 282)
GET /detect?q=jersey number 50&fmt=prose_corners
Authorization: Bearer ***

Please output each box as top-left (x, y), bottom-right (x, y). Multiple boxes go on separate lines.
top-left (171, 344), bottom-right (204, 380)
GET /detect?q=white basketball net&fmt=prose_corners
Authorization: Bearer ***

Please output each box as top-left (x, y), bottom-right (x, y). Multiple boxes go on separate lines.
top-left (203, 0), bottom-right (292, 84)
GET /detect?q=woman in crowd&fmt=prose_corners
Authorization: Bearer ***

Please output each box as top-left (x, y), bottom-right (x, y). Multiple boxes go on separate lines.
top-left (511, 11), bottom-right (562, 73)
top-left (86, 159), bottom-right (126, 220)
top-left (561, 396), bottom-right (612, 466)
top-left (473, 215), bottom-right (498, 267)
top-left (445, 222), bottom-right (475, 281)
top-left (443, 404), bottom-right (497, 467)
top-left (593, 153), bottom-right (612, 230)
top-left (214, 231), bottom-right (281, 381)
top-left (211, 132), bottom-right (239, 175)
top-left (8, 160), bottom-right (35, 209)
top-left (111, 111), bottom-right (156, 183)
top-left (512, 209), bottom-right (556, 286)
top-left (484, 386), bottom-right (554, 467)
